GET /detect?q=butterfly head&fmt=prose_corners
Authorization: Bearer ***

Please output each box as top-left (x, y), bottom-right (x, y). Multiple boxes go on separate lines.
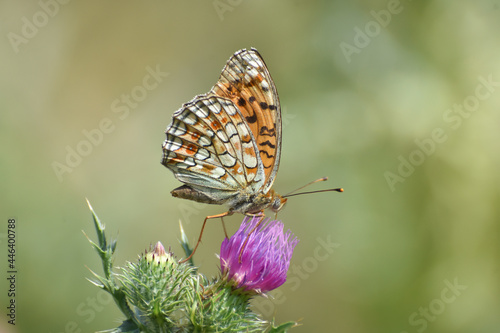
top-left (270, 192), bottom-right (287, 213)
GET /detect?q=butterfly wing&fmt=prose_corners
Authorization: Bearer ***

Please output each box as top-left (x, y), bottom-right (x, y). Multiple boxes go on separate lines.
top-left (162, 94), bottom-right (266, 204)
top-left (210, 48), bottom-right (281, 194)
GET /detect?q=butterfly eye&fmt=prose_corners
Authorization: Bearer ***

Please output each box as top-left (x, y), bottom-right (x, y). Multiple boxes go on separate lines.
top-left (271, 197), bottom-right (287, 212)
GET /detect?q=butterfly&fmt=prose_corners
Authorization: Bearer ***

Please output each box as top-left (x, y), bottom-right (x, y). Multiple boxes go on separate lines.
top-left (162, 48), bottom-right (342, 260)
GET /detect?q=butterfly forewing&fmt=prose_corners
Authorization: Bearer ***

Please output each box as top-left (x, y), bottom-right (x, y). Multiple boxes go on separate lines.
top-left (211, 48), bottom-right (281, 193)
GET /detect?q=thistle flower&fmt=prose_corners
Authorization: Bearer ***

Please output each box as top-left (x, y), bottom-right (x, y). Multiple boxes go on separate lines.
top-left (87, 201), bottom-right (299, 333)
top-left (144, 241), bottom-right (173, 267)
top-left (119, 241), bottom-right (193, 332)
top-left (220, 216), bottom-right (299, 294)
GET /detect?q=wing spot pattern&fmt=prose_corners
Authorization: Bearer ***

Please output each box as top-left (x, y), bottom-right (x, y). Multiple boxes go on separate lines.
top-left (162, 48), bottom-right (282, 210)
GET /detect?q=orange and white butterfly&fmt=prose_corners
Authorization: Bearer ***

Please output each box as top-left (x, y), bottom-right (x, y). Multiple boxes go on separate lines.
top-left (162, 48), bottom-right (285, 215)
top-left (162, 48), bottom-right (341, 259)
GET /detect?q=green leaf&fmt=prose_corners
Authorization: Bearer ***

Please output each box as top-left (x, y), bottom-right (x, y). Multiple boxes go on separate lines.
top-left (86, 198), bottom-right (107, 249)
top-left (179, 220), bottom-right (195, 267)
top-left (85, 199), bottom-right (138, 328)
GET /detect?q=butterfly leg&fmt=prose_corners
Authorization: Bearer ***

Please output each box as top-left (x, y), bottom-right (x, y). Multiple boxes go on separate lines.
top-left (179, 211), bottom-right (232, 264)
top-left (238, 212), bottom-right (265, 263)
top-left (220, 216), bottom-right (229, 239)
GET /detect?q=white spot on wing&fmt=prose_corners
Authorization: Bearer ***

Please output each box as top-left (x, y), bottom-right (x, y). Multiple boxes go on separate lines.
top-left (212, 166), bottom-right (226, 178)
top-left (193, 102), bottom-right (209, 118)
top-left (224, 103), bottom-right (238, 116)
top-left (260, 80), bottom-right (269, 91)
top-left (168, 121), bottom-right (186, 136)
top-left (195, 148), bottom-right (210, 160)
top-left (164, 136), bottom-right (182, 151)
top-left (241, 141), bottom-right (257, 169)
top-left (180, 110), bottom-right (197, 125)
top-left (225, 122), bottom-right (237, 138)
top-left (219, 152), bottom-right (237, 168)
top-left (198, 135), bottom-right (212, 147)
top-left (207, 99), bottom-right (222, 114)
top-left (184, 157), bottom-right (196, 167)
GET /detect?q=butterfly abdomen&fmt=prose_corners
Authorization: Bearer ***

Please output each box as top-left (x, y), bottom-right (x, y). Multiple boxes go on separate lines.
top-left (171, 184), bottom-right (233, 205)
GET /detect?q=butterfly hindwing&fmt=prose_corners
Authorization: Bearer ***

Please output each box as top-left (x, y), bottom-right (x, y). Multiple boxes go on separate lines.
top-left (162, 94), bottom-right (266, 204)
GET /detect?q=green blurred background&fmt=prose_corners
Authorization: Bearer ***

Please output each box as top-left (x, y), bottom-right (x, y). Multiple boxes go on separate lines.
top-left (2, 1), bottom-right (500, 332)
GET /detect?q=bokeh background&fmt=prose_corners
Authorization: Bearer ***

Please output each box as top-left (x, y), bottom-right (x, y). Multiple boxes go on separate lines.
top-left (2, 1), bottom-right (500, 332)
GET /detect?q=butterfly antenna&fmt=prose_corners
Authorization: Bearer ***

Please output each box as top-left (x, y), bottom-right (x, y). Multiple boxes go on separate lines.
top-left (284, 177), bottom-right (329, 196)
top-left (283, 177), bottom-right (343, 198)
top-left (283, 188), bottom-right (343, 198)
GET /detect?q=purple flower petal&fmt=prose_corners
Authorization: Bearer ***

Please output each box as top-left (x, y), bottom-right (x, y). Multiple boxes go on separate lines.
top-left (220, 216), bottom-right (299, 293)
